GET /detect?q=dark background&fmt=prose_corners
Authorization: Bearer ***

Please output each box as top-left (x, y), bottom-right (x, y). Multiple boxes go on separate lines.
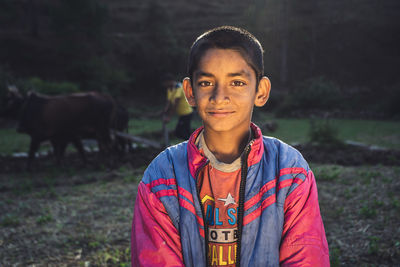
top-left (0, 0), bottom-right (399, 118)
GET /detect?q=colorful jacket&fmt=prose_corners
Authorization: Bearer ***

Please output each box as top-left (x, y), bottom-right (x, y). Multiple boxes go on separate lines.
top-left (131, 123), bottom-right (329, 266)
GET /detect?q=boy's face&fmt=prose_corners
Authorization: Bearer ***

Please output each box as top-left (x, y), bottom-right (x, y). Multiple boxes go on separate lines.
top-left (183, 48), bottom-right (270, 134)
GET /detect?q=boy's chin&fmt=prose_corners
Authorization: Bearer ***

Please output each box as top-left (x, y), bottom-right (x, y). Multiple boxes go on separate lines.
top-left (204, 122), bottom-right (246, 134)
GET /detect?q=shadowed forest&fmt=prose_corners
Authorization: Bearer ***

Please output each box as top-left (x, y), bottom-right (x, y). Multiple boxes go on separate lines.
top-left (1, 0), bottom-right (399, 113)
top-left (0, 0), bottom-right (399, 266)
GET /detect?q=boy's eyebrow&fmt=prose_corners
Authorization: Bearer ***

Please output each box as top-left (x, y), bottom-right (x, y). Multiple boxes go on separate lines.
top-left (194, 71), bottom-right (214, 78)
top-left (194, 70), bottom-right (252, 79)
top-left (227, 70), bottom-right (252, 78)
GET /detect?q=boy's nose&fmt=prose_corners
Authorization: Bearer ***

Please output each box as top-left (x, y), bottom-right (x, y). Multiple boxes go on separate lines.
top-left (210, 84), bottom-right (230, 104)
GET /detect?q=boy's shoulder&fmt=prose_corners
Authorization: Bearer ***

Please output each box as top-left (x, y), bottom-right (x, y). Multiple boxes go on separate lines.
top-left (261, 135), bottom-right (309, 169)
top-left (142, 141), bottom-right (189, 183)
top-left (262, 135), bottom-right (299, 152)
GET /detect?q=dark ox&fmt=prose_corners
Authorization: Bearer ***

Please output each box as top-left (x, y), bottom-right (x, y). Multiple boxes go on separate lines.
top-left (111, 104), bottom-right (130, 153)
top-left (1, 87), bottom-right (125, 168)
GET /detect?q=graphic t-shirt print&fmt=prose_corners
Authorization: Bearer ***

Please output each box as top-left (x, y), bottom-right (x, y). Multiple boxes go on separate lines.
top-left (199, 165), bottom-right (241, 267)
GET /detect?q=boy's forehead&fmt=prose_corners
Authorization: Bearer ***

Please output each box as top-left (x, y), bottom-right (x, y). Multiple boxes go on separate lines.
top-left (193, 48), bottom-right (255, 79)
top-left (194, 69), bottom-right (253, 79)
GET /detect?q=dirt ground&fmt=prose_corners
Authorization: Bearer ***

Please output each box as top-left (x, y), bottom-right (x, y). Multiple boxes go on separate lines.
top-left (0, 144), bottom-right (399, 266)
top-left (295, 143), bottom-right (400, 166)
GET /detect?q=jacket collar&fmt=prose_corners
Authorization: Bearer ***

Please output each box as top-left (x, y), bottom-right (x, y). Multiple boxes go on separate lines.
top-left (187, 122), bottom-right (264, 179)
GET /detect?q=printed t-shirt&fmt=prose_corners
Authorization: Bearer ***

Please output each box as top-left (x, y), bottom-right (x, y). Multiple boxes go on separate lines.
top-left (167, 85), bottom-right (193, 116)
top-left (196, 131), bottom-right (242, 267)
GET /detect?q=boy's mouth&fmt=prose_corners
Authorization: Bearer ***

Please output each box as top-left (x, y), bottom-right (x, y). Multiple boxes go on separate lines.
top-left (207, 110), bottom-right (235, 117)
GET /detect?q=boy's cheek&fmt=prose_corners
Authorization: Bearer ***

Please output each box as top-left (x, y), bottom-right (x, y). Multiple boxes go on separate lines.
top-left (193, 90), bottom-right (207, 103)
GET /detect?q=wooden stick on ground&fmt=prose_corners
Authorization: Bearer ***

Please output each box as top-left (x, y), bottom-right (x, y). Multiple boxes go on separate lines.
top-left (111, 130), bottom-right (162, 149)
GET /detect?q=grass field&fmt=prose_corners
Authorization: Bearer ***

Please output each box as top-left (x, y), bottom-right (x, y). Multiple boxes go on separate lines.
top-left (252, 111), bottom-right (400, 149)
top-left (1, 111), bottom-right (399, 155)
top-left (0, 128), bottom-right (31, 155)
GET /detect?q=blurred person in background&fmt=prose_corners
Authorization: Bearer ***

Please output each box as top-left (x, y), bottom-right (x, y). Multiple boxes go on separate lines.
top-left (161, 73), bottom-right (193, 140)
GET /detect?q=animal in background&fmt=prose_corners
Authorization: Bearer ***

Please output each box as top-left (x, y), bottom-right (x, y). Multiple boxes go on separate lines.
top-left (111, 104), bottom-right (130, 153)
top-left (1, 86), bottom-right (118, 169)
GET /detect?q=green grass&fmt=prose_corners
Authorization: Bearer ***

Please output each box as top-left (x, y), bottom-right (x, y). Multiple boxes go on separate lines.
top-left (266, 118), bottom-right (310, 144)
top-left (128, 114), bottom-right (202, 136)
top-left (311, 164), bottom-right (343, 182)
top-left (128, 118), bottom-right (167, 136)
top-left (0, 112), bottom-right (399, 154)
top-left (253, 112), bottom-right (400, 149)
top-left (332, 119), bottom-right (400, 149)
top-left (91, 247), bottom-right (130, 266)
top-left (36, 213), bottom-right (53, 225)
top-left (0, 128), bottom-right (56, 155)
top-left (0, 128), bottom-right (30, 155)
top-left (368, 236), bottom-right (380, 255)
top-left (0, 214), bottom-right (20, 227)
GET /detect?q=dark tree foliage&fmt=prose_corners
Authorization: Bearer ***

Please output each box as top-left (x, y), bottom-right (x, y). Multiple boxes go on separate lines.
top-left (48, 0), bottom-right (111, 91)
top-left (0, 0), bottom-right (18, 26)
top-left (50, 0), bottom-right (108, 40)
top-left (243, 0), bottom-right (400, 89)
top-left (0, 0), bottom-right (398, 116)
top-left (126, 1), bottom-right (187, 100)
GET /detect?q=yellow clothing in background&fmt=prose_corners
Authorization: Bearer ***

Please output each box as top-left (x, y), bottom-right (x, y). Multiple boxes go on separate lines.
top-left (167, 85), bottom-right (193, 116)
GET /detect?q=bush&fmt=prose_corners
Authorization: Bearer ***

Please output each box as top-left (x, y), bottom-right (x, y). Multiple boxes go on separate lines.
top-left (308, 119), bottom-right (344, 147)
top-left (263, 89), bottom-right (285, 111)
top-left (0, 66), bottom-right (17, 93)
top-left (24, 77), bottom-right (80, 95)
top-left (68, 58), bottom-right (131, 96)
top-left (376, 83), bottom-right (400, 119)
top-left (276, 77), bottom-right (343, 116)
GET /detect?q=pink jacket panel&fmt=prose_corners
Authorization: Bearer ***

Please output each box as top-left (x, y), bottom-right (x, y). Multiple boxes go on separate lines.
top-left (280, 170), bottom-right (330, 266)
top-left (131, 182), bottom-right (184, 267)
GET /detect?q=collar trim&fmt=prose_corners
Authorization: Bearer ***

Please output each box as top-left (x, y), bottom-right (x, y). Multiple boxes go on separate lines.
top-left (187, 123), bottom-right (264, 179)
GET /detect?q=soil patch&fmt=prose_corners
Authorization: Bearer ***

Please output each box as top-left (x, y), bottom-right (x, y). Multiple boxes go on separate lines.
top-left (1, 140), bottom-right (399, 177)
top-left (295, 143), bottom-right (400, 166)
top-left (0, 146), bottom-right (161, 175)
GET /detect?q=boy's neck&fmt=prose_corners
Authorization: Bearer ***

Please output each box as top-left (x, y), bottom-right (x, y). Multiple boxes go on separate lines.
top-left (203, 126), bottom-right (251, 164)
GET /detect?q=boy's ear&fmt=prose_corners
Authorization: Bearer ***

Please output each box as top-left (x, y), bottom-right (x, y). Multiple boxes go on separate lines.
top-left (254, 76), bottom-right (271, 107)
top-left (183, 77), bottom-right (196, 107)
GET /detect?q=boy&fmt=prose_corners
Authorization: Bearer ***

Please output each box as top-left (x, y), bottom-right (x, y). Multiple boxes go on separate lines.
top-left (131, 26), bottom-right (329, 266)
top-left (162, 74), bottom-right (193, 140)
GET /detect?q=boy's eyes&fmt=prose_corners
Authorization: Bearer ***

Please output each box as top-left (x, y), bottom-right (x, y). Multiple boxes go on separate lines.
top-left (231, 81), bottom-right (246, 86)
top-left (198, 81), bottom-right (213, 87)
top-left (197, 80), bottom-right (247, 87)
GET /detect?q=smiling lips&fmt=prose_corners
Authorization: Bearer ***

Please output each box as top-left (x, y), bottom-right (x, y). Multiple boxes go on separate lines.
top-left (207, 110), bottom-right (235, 117)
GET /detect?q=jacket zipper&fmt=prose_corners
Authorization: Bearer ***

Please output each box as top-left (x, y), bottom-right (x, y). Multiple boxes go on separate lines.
top-left (195, 139), bottom-right (254, 267)
top-left (235, 140), bottom-right (253, 267)
top-left (195, 160), bottom-right (210, 267)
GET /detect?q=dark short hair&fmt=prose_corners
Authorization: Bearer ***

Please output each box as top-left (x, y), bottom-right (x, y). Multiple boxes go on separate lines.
top-left (187, 26), bottom-right (264, 82)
